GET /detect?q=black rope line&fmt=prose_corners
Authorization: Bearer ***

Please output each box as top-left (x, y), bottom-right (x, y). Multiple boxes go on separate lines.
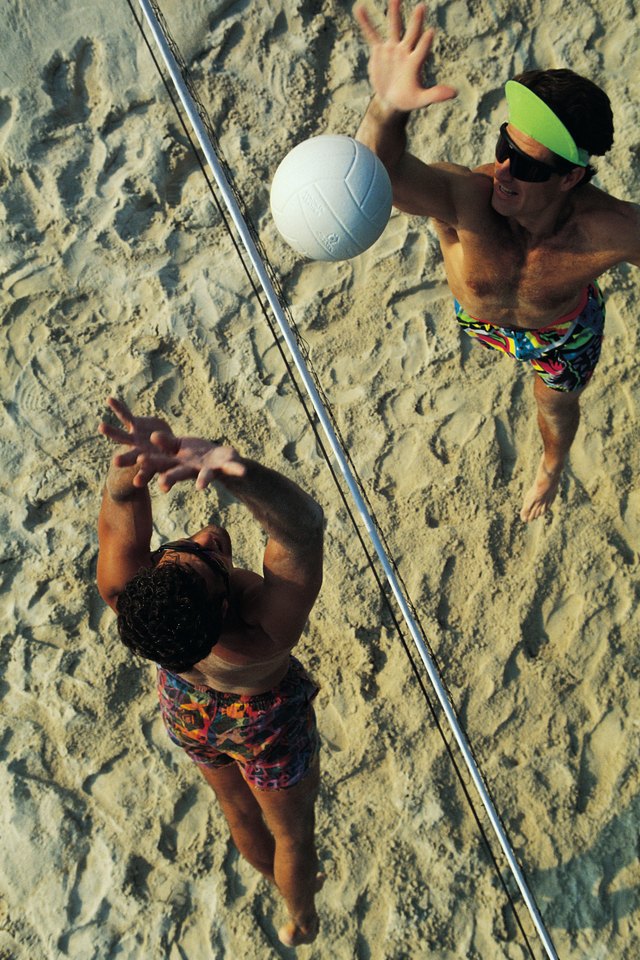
top-left (124, 3), bottom-right (554, 956)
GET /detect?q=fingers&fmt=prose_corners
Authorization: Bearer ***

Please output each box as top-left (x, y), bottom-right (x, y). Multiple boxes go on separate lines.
top-left (156, 464), bottom-right (197, 493)
top-left (414, 22), bottom-right (435, 59)
top-left (99, 422), bottom-right (135, 446)
top-left (422, 82), bottom-right (458, 105)
top-left (112, 449), bottom-right (139, 468)
top-left (132, 464), bottom-right (156, 488)
top-left (106, 396), bottom-right (134, 430)
top-left (219, 458), bottom-right (246, 477)
top-left (136, 452), bottom-right (179, 472)
top-left (192, 460), bottom-right (245, 491)
top-left (387, 0), bottom-right (404, 43)
top-left (195, 467), bottom-right (216, 491)
top-left (354, 3), bottom-right (381, 44)
top-left (402, 2), bottom-right (426, 49)
top-left (150, 430), bottom-right (180, 454)
top-left (356, 1), bottom-right (428, 48)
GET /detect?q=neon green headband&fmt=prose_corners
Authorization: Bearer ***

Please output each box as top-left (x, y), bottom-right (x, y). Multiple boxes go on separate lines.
top-left (505, 80), bottom-right (589, 167)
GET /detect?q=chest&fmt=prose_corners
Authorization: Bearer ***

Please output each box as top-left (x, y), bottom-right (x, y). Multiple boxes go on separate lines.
top-left (452, 219), bottom-right (606, 313)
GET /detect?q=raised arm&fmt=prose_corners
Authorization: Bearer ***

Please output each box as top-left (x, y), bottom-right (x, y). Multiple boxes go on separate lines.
top-left (355, 0), bottom-right (467, 222)
top-left (624, 201), bottom-right (640, 267)
top-left (98, 398), bottom-right (324, 644)
top-left (135, 431), bottom-right (325, 645)
top-left (96, 398), bottom-right (174, 608)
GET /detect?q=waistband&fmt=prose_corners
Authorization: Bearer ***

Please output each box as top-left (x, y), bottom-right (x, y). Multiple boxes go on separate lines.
top-left (159, 654), bottom-right (303, 703)
top-left (460, 284), bottom-right (594, 331)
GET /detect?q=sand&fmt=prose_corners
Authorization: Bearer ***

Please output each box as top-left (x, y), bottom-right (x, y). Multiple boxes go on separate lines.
top-left (1, 0), bottom-right (639, 957)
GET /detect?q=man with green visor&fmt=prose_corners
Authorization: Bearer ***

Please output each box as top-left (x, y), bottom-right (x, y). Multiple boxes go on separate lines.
top-left (355, 0), bottom-right (640, 521)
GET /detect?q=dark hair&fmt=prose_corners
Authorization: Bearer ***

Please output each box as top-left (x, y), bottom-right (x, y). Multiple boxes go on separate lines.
top-left (116, 562), bottom-right (226, 671)
top-left (513, 69), bottom-right (614, 184)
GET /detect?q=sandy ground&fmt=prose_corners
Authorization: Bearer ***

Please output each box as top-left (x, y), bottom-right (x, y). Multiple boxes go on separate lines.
top-left (1, 1), bottom-right (639, 958)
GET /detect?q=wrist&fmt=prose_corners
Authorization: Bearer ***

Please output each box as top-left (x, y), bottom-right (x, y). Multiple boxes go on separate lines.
top-left (370, 94), bottom-right (410, 124)
top-left (105, 460), bottom-right (142, 502)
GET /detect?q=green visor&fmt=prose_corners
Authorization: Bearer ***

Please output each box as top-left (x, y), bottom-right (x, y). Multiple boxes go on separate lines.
top-left (505, 80), bottom-right (589, 167)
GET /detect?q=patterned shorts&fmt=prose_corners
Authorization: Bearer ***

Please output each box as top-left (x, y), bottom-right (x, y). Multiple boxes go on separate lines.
top-left (455, 282), bottom-right (605, 392)
top-left (157, 656), bottom-right (320, 791)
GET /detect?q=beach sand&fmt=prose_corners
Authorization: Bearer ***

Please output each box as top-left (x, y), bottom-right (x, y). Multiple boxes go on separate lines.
top-left (1, 1), bottom-right (639, 957)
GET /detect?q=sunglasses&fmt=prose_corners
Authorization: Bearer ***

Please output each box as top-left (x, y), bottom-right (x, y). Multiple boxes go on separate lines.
top-left (151, 540), bottom-right (230, 593)
top-left (495, 123), bottom-right (573, 183)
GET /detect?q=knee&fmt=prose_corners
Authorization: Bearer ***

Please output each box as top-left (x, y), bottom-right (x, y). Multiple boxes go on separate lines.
top-left (220, 800), bottom-right (266, 835)
top-left (535, 388), bottom-right (581, 422)
top-left (269, 812), bottom-right (316, 849)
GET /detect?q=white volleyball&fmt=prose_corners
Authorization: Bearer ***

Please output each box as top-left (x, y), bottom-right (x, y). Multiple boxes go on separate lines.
top-left (270, 135), bottom-right (392, 261)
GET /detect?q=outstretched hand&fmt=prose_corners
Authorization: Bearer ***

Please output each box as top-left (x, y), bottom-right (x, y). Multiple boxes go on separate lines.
top-left (355, 0), bottom-right (457, 112)
top-left (135, 433), bottom-right (246, 492)
top-left (99, 397), bottom-right (245, 492)
top-left (98, 397), bottom-right (175, 480)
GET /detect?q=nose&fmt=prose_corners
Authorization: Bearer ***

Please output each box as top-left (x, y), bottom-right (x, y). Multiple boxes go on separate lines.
top-left (494, 157), bottom-right (513, 181)
top-left (193, 525), bottom-right (232, 556)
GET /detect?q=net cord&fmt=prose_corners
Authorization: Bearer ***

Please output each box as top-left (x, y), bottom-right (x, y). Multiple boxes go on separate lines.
top-left (132, 3), bottom-right (559, 957)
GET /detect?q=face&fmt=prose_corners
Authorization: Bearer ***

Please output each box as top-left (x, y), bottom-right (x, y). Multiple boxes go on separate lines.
top-left (189, 524), bottom-right (233, 566)
top-left (153, 524), bottom-right (232, 600)
top-left (491, 124), bottom-right (570, 216)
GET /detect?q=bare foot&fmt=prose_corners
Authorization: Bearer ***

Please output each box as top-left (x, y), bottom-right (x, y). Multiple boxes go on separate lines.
top-left (278, 914), bottom-right (319, 947)
top-left (520, 455), bottom-right (562, 522)
top-left (277, 874), bottom-right (324, 947)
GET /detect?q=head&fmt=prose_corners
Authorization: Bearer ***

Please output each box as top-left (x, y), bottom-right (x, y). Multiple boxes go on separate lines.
top-left (116, 534), bottom-right (231, 671)
top-left (492, 70), bottom-right (613, 218)
top-left (509, 69), bottom-right (614, 186)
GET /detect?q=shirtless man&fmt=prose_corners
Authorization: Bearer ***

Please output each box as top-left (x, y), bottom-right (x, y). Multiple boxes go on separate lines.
top-left (355, 0), bottom-right (640, 521)
top-left (97, 397), bottom-right (324, 947)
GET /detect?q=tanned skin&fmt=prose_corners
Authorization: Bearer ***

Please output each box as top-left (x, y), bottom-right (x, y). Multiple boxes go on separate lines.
top-left (355, 1), bottom-right (640, 520)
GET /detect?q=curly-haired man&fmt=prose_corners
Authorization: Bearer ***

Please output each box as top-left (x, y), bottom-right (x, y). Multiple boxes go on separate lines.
top-left (97, 397), bottom-right (324, 947)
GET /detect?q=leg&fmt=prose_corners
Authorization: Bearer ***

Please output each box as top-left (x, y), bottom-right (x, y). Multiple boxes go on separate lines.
top-left (520, 376), bottom-right (583, 522)
top-left (199, 762), bottom-right (276, 882)
top-left (248, 757), bottom-right (322, 946)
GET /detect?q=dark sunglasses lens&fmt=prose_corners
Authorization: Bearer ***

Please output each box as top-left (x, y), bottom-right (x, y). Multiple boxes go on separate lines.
top-left (514, 155), bottom-right (551, 182)
top-left (495, 131), bottom-right (509, 163)
top-left (495, 128), bottom-right (552, 183)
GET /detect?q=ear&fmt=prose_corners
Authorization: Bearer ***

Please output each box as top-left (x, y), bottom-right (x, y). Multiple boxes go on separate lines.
top-left (559, 166), bottom-right (586, 191)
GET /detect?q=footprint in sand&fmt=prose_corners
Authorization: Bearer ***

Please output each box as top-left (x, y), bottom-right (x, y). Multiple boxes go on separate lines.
top-left (42, 38), bottom-right (104, 128)
top-left (320, 702), bottom-right (349, 754)
top-left (0, 96), bottom-right (17, 151)
top-left (14, 348), bottom-right (67, 438)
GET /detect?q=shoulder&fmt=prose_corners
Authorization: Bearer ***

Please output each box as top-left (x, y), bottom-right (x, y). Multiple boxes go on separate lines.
top-left (448, 163), bottom-right (495, 212)
top-left (430, 163), bottom-right (493, 232)
top-left (577, 187), bottom-right (640, 263)
top-left (436, 162), bottom-right (494, 195)
top-left (228, 567), bottom-right (263, 619)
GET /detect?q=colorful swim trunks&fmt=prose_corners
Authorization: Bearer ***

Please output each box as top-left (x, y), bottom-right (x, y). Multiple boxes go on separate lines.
top-left (157, 656), bottom-right (320, 791)
top-left (454, 282), bottom-right (605, 392)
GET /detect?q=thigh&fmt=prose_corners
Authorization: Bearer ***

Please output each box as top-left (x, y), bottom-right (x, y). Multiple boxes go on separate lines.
top-left (531, 292), bottom-right (605, 392)
top-left (533, 374), bottom-right (584, 414)
top-left (248, 756), bottom-right (320, 841)
top-left (239, 661), bottom-right (320, 792)
top-left (199, 762), bottom-right (265, 824)
top-left (157, 667), bottom-right (233, 769)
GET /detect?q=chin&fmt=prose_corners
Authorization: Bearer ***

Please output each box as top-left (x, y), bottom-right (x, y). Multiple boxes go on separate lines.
top-left (491, 185), bottom-right (518, 215)
top-left (491, 192), bottom-right (508, 215)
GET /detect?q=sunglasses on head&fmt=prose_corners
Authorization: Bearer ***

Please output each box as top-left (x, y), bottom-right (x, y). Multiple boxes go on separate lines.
top-left (495, 123), bottom-right (574, 182)
top-left (151, 540), bottom-right (230, 592)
